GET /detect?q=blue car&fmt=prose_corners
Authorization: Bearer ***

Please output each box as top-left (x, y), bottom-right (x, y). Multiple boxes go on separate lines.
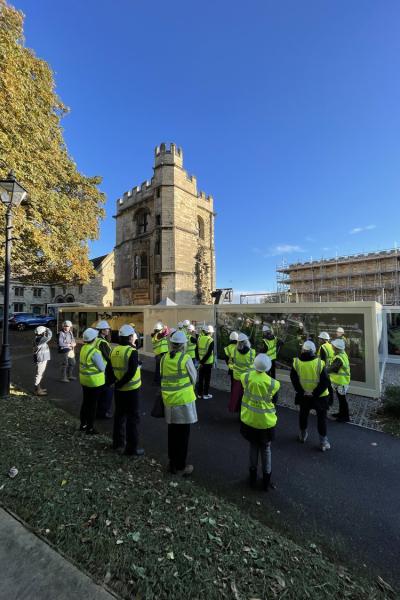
top-left (8, 313), bottom-right (57, 331)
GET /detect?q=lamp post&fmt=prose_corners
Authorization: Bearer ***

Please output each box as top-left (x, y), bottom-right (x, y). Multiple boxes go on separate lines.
top-left (0, 171), bottom-right (28, 397)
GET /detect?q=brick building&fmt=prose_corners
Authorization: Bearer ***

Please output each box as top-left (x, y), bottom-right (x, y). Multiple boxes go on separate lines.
top-left (277, 248), bottom-right (400, 304)
top-left (114, 143), bottom-right (215, 305)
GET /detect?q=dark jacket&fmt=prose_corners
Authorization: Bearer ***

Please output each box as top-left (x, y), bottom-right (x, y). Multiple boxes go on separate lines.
top-left (106, 343), bottom-right (139, 390)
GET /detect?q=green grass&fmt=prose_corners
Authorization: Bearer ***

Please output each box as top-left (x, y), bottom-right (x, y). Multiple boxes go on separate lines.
top-left (0, 390), bottom-right (396, 600)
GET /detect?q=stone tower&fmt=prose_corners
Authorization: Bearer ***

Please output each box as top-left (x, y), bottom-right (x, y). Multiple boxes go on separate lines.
top-left (114, 143), bottom-right (215, 305)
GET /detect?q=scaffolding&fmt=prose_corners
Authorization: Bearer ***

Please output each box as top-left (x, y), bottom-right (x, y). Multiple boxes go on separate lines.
top-left (276, 248), bottom-right (400, 304)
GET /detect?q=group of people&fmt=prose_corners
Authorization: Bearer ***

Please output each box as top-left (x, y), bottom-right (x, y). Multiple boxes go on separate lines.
top-left (31, 317), bottom-right (351, 490)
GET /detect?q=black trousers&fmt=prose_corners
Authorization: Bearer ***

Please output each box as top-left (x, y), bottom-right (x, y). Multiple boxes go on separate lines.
top-left (299, 397), bottom-right (327, 437)
top-left (198, 364), bottom-right (212, 396)
top-left (80, 385), bottom-right (104, 430)
top-left (97, 385), bottom-right (113, 417)
top-left (154, 355), bottom-right (161, 384)
top-left (168, 424), bottom-right (190, 471)
top-left (113, 389), bottom-right (140, 453)
top-left (269, 359), bottom-right (276, 380)
top-left (336, 391), bottom-right (350, 420)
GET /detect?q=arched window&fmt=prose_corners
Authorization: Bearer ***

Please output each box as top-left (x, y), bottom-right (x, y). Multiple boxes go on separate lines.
top-left (135, 209), bottom-right (149, 235)
top-left (140, 253), bottom-right (148, 279)
top-left (65, 294), bottom-right (75, 303)
top-left (134, 255), bottom-right (140, 279)
top-left (197, 216), bottom-right (205, 240)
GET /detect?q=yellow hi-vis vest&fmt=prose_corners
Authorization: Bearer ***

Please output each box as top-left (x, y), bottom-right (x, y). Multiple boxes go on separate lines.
top-left (293, 357), bottom-right (329, 397)
top-left (197, 334), bottom-right (214, 365)
top-left (240, 370), bottom-right (280, 429)
top-left (263, 337), bottom-right (278, 360)
top-left (186, 334), bottom-right (197, 359)
top-left (224, 342), bottom-right (237, 370)
top-left (79, 343), bottom-right (105, 388)
top-left (152, 333), bottom-right (169, 356)
top-left (110, 345), bottom-right (141, 391)
top-left (160, 351), bottom-right (196, 406)
top-left (330, 352), bottom-right (351, 386)
top-left (318, 342), bottom-right (335, 366)
top-left (94, 336), bottom-right (111, 357)
top-left (232, 347), bottom-right (256, 381)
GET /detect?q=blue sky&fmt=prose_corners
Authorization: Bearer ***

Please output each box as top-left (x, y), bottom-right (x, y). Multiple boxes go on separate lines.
top-left (14, 0), bottom-right (400, 293)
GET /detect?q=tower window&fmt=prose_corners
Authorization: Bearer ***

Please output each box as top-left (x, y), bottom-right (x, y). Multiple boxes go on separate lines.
top-left (140, 253), bottom-right (148, 279)
top-left (156, 214), bottom-right (161, 226)
top-left (136, 210), bottom-right (149, 235)
top-left (197, 216), bottom-right (205, 240)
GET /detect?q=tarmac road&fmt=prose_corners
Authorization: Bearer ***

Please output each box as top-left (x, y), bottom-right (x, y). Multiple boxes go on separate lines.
top-left (8, 330), bottom-right (400, 588)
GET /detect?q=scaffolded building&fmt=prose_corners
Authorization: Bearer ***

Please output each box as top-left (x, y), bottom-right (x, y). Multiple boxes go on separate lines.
top-left (277, 249), bottom-right (400, 305)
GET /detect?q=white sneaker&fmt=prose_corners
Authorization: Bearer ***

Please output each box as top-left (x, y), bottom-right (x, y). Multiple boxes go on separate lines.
top-left (203, 394), bottom-right (213, 400)
top-left (320, 440), bottom-right (331, 452)
top-left (68, 376), bottom-right (77, 381)
top-left (60, 378), bottom-right (70, 383)
top-left (298, 430), bottom-right (308, 443)
top-left (182, 464), bottom-right (194, 476)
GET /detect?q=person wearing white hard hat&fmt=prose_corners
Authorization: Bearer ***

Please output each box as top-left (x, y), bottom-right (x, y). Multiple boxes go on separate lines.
top-left (258, 325), bottom-right (281, 379)
top-left (151, 322), bottom-right (169, 384)
top-left (58, 320), bottom-right (77, 383)
top-left (224, 332), bottom-right (239, 391)
top-left (328, 339), bottom-right (351, 422)
top-left (317, 332), bottom-right (335, 407)
top-left (335, 326), bottom-right (348, 346)
top-left (108, 324), bottom-right (144, 456)
top-left (79, 328), bottom-right (105, 434)
top-left (290, 340), bottom-right (331, 451)
top-left (186, 324), bottom-right (198, 362)
top-left (94, 320), bottom-right (113, 419)
top-left (240, 353), bottom-right (280, 491)
top-left (32, 325), bottom-right (52, 396)
top-left (196, 324), bottom-right (215, 400)
top-left (229, 333), bottom-right (256, 413)
top-left (160, 329), bottom-right (197, 476)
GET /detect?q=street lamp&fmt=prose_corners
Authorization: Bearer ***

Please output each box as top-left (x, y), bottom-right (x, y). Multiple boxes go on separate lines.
top-left (0, 171), bottom-right (28, 397)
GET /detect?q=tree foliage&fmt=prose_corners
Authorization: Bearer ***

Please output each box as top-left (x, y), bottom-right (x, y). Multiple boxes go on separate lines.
top-left (0, 0), bottom-right (105, 282)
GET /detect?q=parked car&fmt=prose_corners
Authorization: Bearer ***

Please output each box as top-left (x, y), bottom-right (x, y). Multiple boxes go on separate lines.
top-left (8, 313), bottom-right (57, 331)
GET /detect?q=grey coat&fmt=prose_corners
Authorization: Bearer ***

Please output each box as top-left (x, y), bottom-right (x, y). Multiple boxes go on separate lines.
top-left (34, 328), bottom-right (52, 363)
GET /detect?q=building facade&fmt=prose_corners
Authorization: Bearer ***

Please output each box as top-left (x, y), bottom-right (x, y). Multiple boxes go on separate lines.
top-left (277, 248), bottom-right (400, 304)
top-left (114, 143), bottom-right (215, 306)
top-left (0, 252), bottom-right (114, 316)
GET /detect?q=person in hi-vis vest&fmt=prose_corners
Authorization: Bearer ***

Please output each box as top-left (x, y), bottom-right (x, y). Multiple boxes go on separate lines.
top-left (160, 330), bottom-right (197, 476)
top-left (290, 340), bottom-right (331, 452)
top-left (151, 322), bottom-right (169, 384)
top-left (328, 338), bottom-right (351, 423)
top-left (240, 354), bottom-right (280, 491)
top-left (109, 324), bottom-right (144, 456)
top-left (79, 328), bottom-right (106, 435)
top-left (94, 319), bottom-right (113, 419)
top-left (195, 324), bottom-right (215, 399)
top-left (224, 331), bottom-right (239, 391)
top-left (317, 331), bottom-right (335, 407)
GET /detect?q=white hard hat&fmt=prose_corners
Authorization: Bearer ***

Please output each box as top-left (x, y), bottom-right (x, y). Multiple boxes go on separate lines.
top-left (207, 325), bottom-right (214, 334)
top-left (318, 331), bottom-right (330, 341)
top-left (169, 328), bottom-right (177, 336)
top-left (332, 338), bottom-right (346, 351)
top-left (83, 328), bottom-right (98, 342)
top-left (188, 324), bottom-right (195, 332)
top-left (302, 340), bottom-right (316, 354)
top-left (63, 320), bottom-right (72, 327)
top-left (229, 331), bottom-right (239, 341)
top-left (177, 322), bottom-right (183, 329)
top-left (238, 333), bottom-right (248, 343)
top-left (254, 353), bottom-right (272, 373)
top-left (262, 325), bottom-right (271, 333)
top-left (96, 320), bottom-right (110, 330)
top-left (336, 327), bottom-right (345, 335)
top-left (119, 324), bottom-right (136, 337)
top-left (170, 330), bottom-right (187, 344)
top-left (35, 326), bottom-right (46, 335)
top-left (154, 322), bottom-right (163, 331)
top-left (183, 319), bottom-right (190, 327)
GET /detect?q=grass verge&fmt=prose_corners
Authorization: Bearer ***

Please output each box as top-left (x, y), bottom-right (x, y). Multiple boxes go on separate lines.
top-left (0, 390), bottom-right (396, 600)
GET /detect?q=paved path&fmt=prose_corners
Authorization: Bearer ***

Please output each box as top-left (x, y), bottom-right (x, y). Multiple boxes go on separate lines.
top-left (8, 332), bottom-right (400, 589)
top-left (0, 507), bottom-right (115, 600)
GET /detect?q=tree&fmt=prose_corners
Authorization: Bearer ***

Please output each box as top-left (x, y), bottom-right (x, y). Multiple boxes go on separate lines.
top-left (0, 0), bottom-right (105, 283)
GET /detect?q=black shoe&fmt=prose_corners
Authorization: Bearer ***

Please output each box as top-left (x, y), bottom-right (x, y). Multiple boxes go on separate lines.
top-left (168, 462), bottom-right (177, 474)
top-left (249, 468), bottom-right (257, 488)
top-left (124, 448), bottom-right (145, 457)
top-left (331, 412), bottom-right (340, 418)
top-left (86, 428), bottom-right (99, 435)
top-left (336, 416), bottom-right (350, 423)
top-left (263, 472), bottom-right (272, 491)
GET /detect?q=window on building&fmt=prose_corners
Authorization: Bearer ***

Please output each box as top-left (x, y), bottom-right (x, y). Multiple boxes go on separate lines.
top-left (33, 287), bottom-right (42, 298)
top-left (0, 286), bottom-right (4, 295)
top-left (156, 187), bottom-right (161, 198)
top-left (156, 214), bottom-right (161, 226)
top-left (14, 286), bottom-right (24, 297)
top-left (32, 305), bottom-right (42, 315)
top-left (50, 287), bottom-right (55, 297)
top-left (62, 286), bottom-right (66, 294)
top-left (155, 237), bottom-right (160, 255)
top-left (136, 210), bottom-right (149, 235)
top-left (78, 284), bottom-right (83, 294)
top-left (13, 302), bottom-right (24, 312)
top-left (197, 216), bottom-right (205, 240)
top-left (140, 253), bottom-right (148, 279)
top-left (134, 255), bottom-right (140, 279)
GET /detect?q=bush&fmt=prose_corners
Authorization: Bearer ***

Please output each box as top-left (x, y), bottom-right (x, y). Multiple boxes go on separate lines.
top-left (382, 385), bottom-right (400, 418)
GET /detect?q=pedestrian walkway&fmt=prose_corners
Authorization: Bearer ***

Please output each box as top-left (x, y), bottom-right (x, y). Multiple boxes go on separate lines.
top-left (0, 507), bottom-right (115, 600)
